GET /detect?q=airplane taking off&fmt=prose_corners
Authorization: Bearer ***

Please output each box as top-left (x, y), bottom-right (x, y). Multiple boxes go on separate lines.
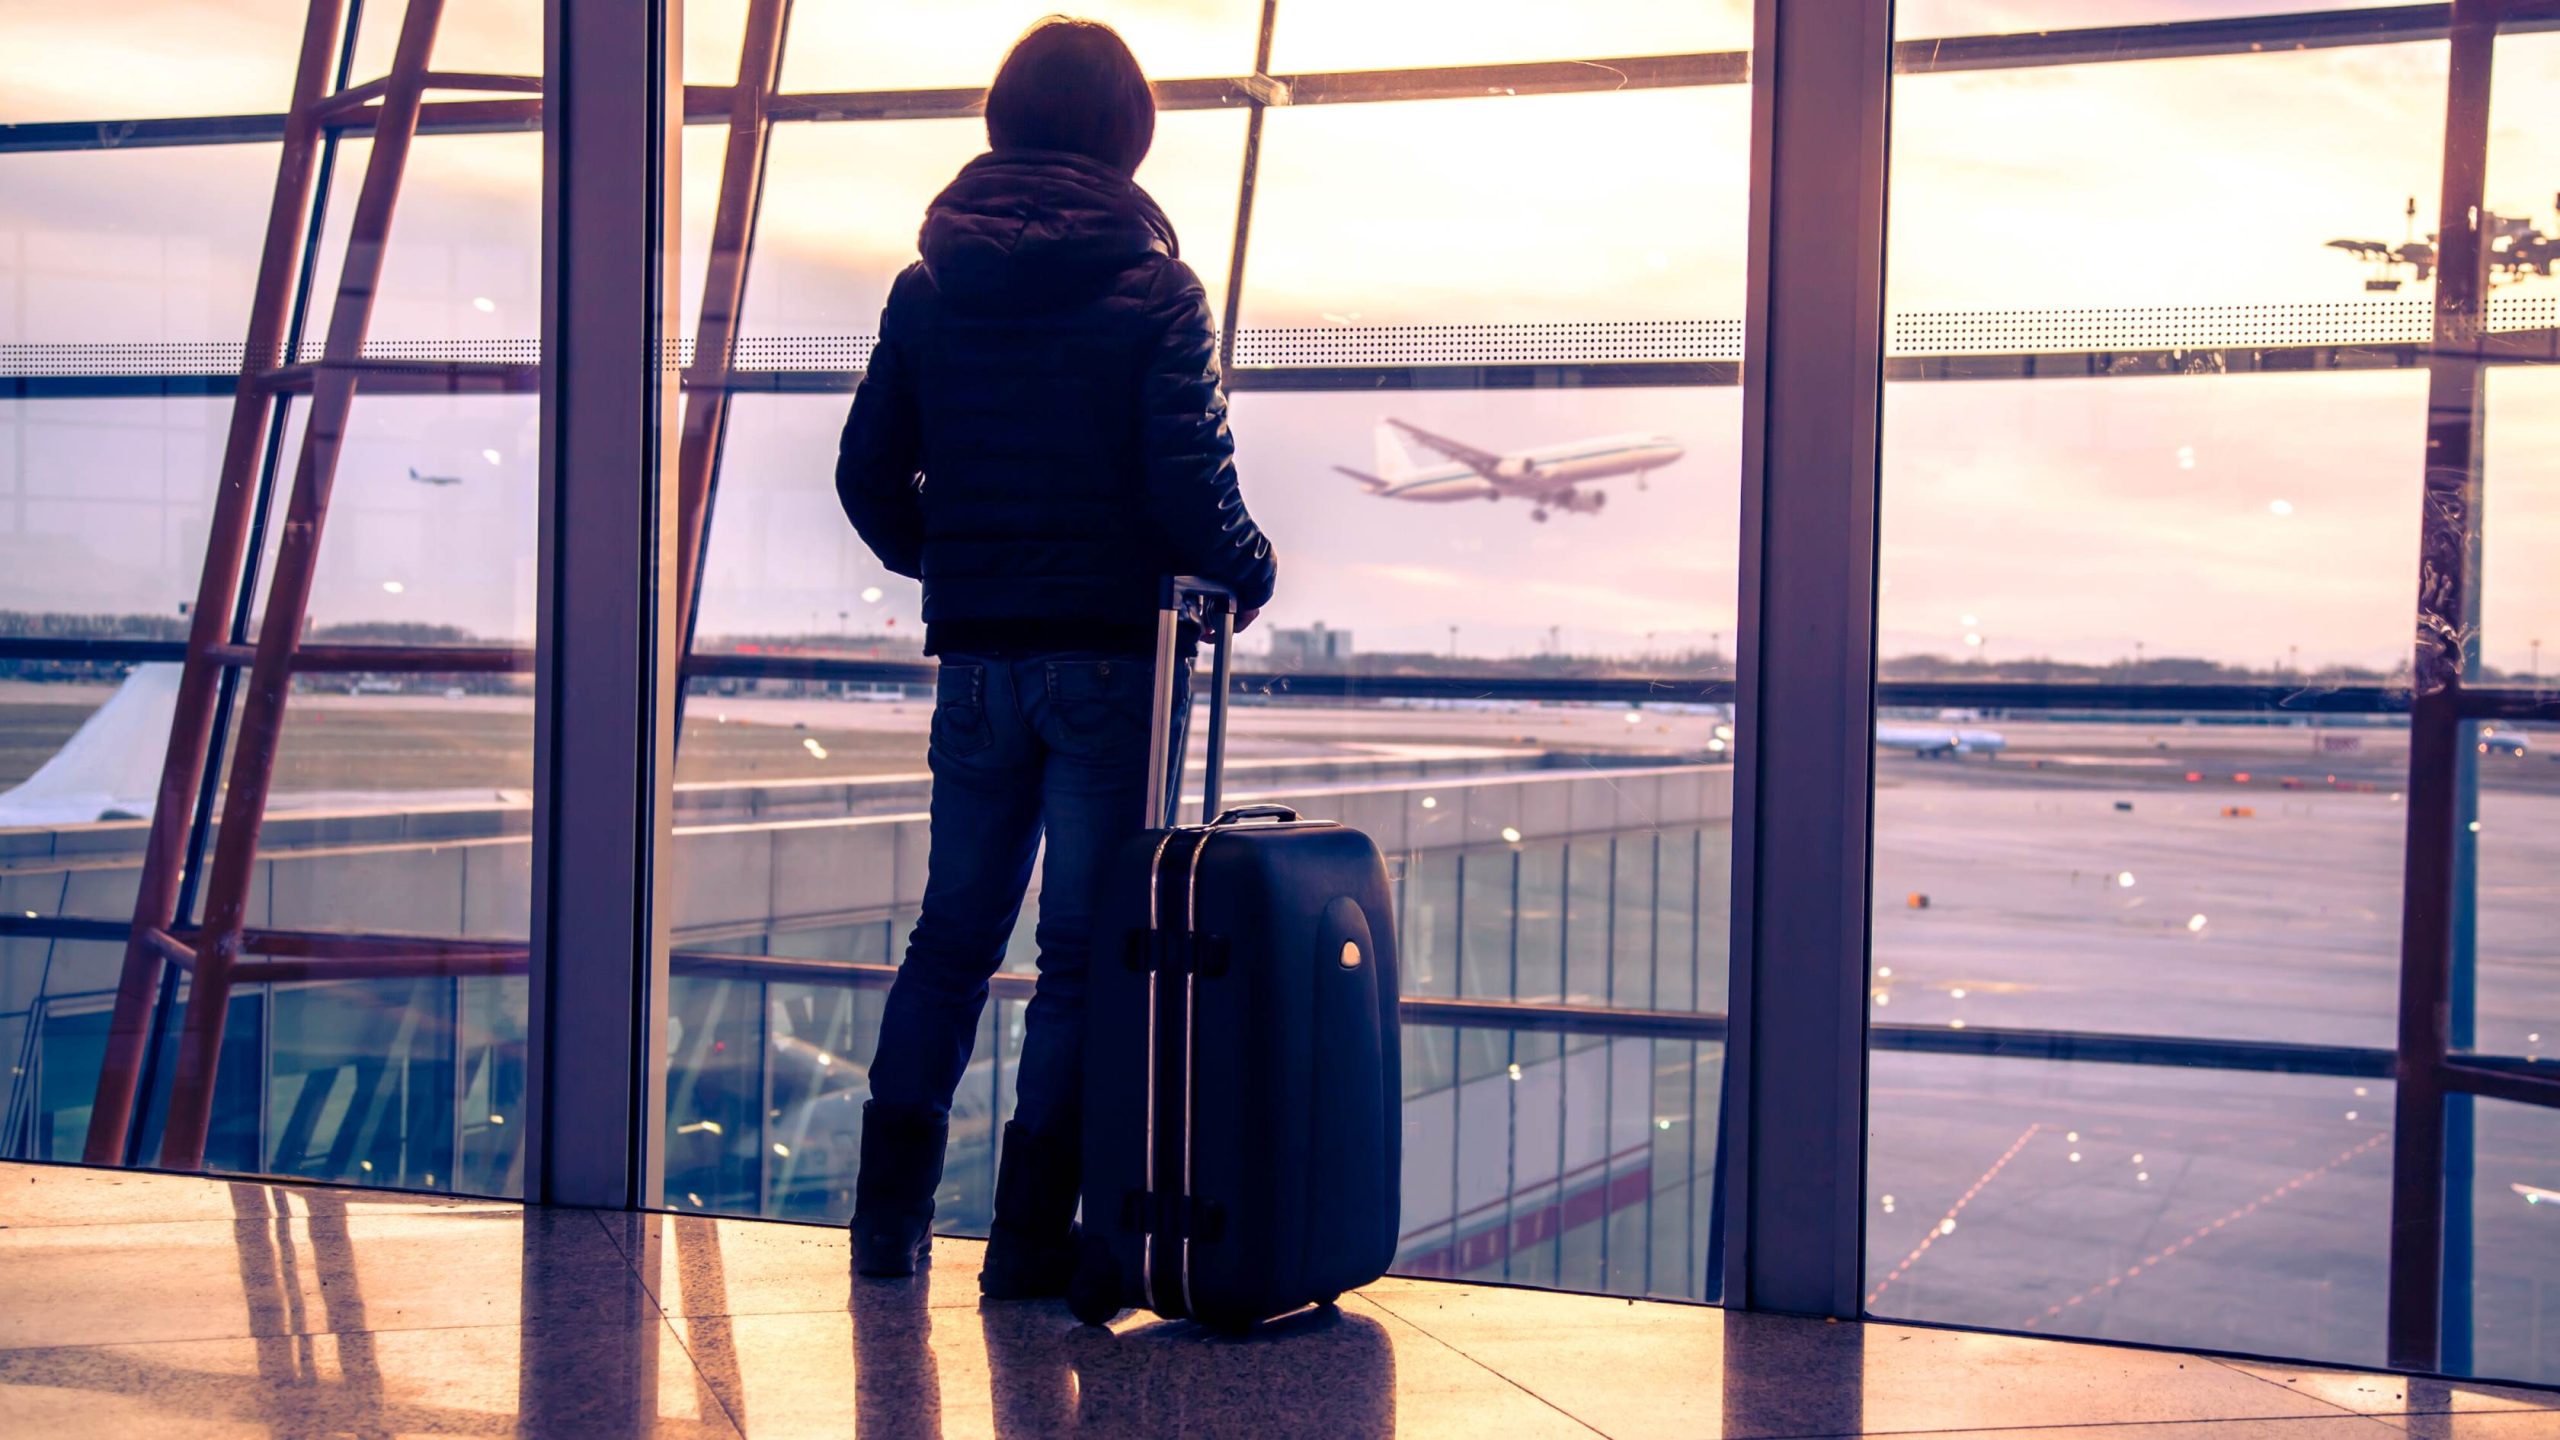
top-left (1336, 419), bottom-right (1683, 522)
top-left (1877, 723), bottom-right (2007, 758)
top-left (407, 466), bottom-right (461, 487)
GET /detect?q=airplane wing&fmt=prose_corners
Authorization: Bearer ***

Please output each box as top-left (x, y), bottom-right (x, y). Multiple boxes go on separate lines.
top-left (1386, 419), bottom-right (1505, 477)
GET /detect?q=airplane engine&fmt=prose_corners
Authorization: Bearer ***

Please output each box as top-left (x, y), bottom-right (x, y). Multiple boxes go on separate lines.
top-left (1493, 457), bottom-right (1536, 482)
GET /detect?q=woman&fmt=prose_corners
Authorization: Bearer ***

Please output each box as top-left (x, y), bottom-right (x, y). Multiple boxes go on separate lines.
top-left (835, 17), bottom-right (1279, 1297)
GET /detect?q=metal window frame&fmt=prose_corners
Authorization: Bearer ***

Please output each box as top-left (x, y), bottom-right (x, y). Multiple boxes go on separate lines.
top-left (1722, 0), bottom-right (1896, 1319)
top-left (525, 0), bottom-right (682, 1210)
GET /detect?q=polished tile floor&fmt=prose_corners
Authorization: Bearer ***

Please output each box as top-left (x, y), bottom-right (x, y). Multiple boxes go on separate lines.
top-left (1, 1162), bottom-right (2552, 1438)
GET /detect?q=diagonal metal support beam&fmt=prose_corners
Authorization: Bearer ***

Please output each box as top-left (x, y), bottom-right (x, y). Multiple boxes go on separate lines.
top-left (81, 0), bottom-right (352, 1170)
top-left (156, 0), bottom-right (451, 1172)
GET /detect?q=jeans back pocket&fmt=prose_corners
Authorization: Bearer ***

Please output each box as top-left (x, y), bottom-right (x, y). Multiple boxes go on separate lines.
top-left (931, 662), bottom-right (994, 758)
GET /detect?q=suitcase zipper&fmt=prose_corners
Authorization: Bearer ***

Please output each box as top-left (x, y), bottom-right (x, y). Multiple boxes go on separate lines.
top-left (1140, 827), bottom-right (1180, 1316)
top-left (1179, 827), bottom-right (1221, 1322)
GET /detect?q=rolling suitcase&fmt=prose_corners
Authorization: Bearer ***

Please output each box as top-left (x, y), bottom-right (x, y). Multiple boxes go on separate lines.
top-left (1068, 578), bottom-right (1403, 1332)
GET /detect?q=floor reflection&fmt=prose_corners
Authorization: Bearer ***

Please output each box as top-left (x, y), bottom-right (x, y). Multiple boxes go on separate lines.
top-left (5, 1163), bottom-right (2553, 1439)
top-left (842, 1272), bottom-right (1399, 1437)
top-left (851, 1273), bottom-right (942, 1438)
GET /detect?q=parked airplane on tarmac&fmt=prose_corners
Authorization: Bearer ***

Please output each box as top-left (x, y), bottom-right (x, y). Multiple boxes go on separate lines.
top-left (1336, 419), bottom-right (1683, 522)
top-left (1877, 722), bottom-right (2008, 758)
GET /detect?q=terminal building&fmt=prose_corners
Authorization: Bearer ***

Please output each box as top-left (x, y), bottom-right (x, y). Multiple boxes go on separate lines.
top-left (1, 1), bottom-right (2555, 1434)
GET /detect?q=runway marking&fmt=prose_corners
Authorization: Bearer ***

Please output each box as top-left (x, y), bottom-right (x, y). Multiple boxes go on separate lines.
top-left (2019, 1129), bottom-right (2389, 1330)
top-left (1867, 1122), bottom-right (2041, 1308)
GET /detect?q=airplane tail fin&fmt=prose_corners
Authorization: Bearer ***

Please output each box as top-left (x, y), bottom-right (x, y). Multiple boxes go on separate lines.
top-left (1335, 465), bottom-right (1392, 494)
top-left (1373, 420), bottom-right (1416, 482)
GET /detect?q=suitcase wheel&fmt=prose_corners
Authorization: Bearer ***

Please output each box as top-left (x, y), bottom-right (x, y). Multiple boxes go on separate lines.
top-left (1313, 1292), bottom-right (1341, 1310)
top-left (1067, 1240), bottom-right (1123, 1328)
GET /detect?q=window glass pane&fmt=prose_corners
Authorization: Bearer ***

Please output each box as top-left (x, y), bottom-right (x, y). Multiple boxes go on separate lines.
top-left (2456, 1096), bottom-right (2560, 1386)
top-left (0, 2), bottom-right (311, 123)
top-left (1870, 1054), bottom-right (2393, 1367)
top-left (657, 14), bottom-right (1746, 1323)
top-left (0, 4), bottom-right (542, 1196)
top-left (1890, 45), bottom-right (2449, 315)
top-left (779, 1), bottom-right (1261, 93)
top-left (1230, 389), bottom-right (1740, 656)
top-left (1, 147), bottom-right (278, 349)
top-left (0, 398), bottom-right (237, 626)
top-left (0, 938), bottom-right (130, 1161)
top-left (2464, 722), bottom-right (2558, 1065)
top-left (1269, 0), bottom-right (1747, 73)
top-left (738, 112), bottom-right (1245, 347)
top-left (357, 0), bottom-right (735, 87)
top-left (1870, 22), bottom-right (2446, 1368)
top-left (1244, 89), bottom-right (1747, 327)
top-left (2476, 29), bottom-right (2560, 675)
top-left (352, 0), bottom-right (539, 80)
top-left (305, 134), bottom-right (543, 347)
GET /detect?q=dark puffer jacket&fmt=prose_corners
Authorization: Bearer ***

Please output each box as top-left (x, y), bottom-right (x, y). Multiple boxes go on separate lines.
top-left (835, 149), bottom-right (1278, 654)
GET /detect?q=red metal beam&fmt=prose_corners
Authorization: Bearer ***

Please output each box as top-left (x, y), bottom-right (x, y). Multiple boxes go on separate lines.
top-left (674, 0), bottom-right (792, 649)
top-left (84, 0), bottom-right (351, 1169)
top-left (141, 927), bottom-right (198, 973)
top-left (157, 0), bottom-right (450, 1173)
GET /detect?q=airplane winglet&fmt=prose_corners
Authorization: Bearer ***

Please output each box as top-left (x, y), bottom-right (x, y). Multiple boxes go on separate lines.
top-left (1334, 466), bottom-right (1392, 494)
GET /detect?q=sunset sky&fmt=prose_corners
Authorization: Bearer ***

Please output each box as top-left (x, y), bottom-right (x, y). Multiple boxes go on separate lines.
top-left (1, 1), bottom-right (2555, 670)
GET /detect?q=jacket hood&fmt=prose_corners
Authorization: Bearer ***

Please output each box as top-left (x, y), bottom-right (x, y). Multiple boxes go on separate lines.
top-left (918, 150), bottom-right (1180, 313)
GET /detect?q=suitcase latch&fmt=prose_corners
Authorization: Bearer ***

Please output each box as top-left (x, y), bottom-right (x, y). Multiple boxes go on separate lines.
top-left (1122, 1189), bottom-right (1227, 1243)
top-left (1123, 930), bottom-right (1232, 977)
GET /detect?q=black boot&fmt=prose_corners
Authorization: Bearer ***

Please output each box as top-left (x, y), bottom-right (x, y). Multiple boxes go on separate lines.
top-left (851, 1100), bottom-right (947, 1278)
top-left (980, 1122), bottom-right (1081, 1300)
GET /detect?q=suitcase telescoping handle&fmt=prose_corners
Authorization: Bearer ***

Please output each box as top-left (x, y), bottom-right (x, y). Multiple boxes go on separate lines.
top-left (1144, 576), bottom-right (1236, 830)
top-left (1210, 803), bottom-right (1298, 826)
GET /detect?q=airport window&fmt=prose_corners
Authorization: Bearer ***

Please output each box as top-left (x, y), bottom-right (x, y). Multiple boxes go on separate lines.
top-left (3, 0), bottom-right (2555, 1392)
top-left (646, 0), bottom-right (1753, 1304)
top-left (1867, 3), bottom-right (2560, 1385)
top-left (2, 0), bottom-right (542, 1189)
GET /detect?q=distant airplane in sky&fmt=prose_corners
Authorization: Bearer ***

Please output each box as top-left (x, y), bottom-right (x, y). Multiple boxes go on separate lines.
top-left (407, 466), bottom-right (461, 487)
top-left (1336, 419), bottom-right (1683, 522)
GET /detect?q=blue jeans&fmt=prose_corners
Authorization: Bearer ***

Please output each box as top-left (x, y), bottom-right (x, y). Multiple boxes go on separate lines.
top-left (867, 651), bottom-right (1187, 1140)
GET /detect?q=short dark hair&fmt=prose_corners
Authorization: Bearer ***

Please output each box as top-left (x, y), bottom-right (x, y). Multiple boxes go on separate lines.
top-left (985, 17), bottom-right (1156, 176)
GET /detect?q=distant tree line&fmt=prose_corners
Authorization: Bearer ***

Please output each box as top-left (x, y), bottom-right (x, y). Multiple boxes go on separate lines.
top-left (1, 613), bottom-right (2541, 689)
